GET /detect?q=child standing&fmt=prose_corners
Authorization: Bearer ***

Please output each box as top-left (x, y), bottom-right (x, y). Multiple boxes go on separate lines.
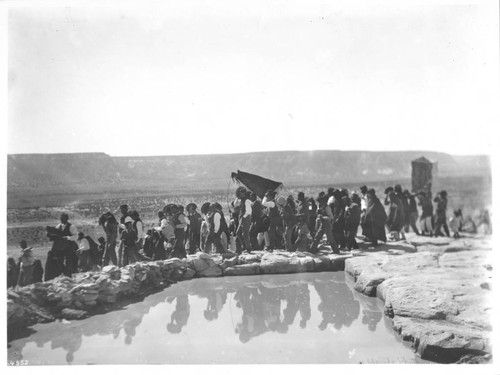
top-left (449, 209), bottom-right (464, 239)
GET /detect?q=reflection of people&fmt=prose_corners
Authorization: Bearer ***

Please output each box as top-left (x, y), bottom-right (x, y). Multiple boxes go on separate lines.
top-left (259, 285), bottom-right (287, 333)
top-left (204, 290), bottom-right (227, 321)
top-left (298, 283), bottom-right (311, 329)
top-left (167, 295), bottom-right (190, 334)
top-left (283, 284), bottom-right (300, 326)
top-left (49, 326), bottom-right (83, 365)
top-left (234, 286), bottom-right (267, 342)
top-left (352, 290), bottom-right (383, 332)
top-left (314, 279), bottom-right (360, 331)
top-left (124, 314), bottom-right (142, 345)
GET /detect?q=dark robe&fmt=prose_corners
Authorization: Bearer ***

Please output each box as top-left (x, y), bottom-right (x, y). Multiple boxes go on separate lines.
top-left (364, 196), bottom-right (387, 244)
top-left (387, 198), bottom-right (404, 232)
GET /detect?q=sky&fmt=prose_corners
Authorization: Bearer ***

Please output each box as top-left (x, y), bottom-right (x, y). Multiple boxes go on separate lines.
top-left (5, 0), bottom-right (499, 157)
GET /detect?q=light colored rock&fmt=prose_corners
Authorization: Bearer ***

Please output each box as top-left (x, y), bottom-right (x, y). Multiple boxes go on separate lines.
top-left (220, 256), bottom-right (239, 270)
top-left (238, 254), bottom-right (261, 265)
top-left (160, 258), bottom-right (184, 270)
top-left (345, 243), bottom-right (492, 362)
top-left (327, 253), bottom-right (352, 271)
top-left (102, 265), bottom-right (121, 278)
top-left (393, 316), bottom-right (490, 362)
top-left (95, 275), bottom-right (111, 291)
top-left (197, 252), bottom-right (212, 260)
top-left (197, 265), bottom-right (223, 277)
top-left (354, 270), bottom-right (390, 296)
top-left (312, 255), bottom-right (332, 272)
top-left (186, 253), bottom-right (217, 272)
top-left (289, 255), bottom-right (314, 272)
top-left (121, 266), bottom-right (135, 280)
top-left (383, 281), bottom-right (460, 320)
top-left (224, 263), bottom-right (261, 276)
top-left (260, 253), bottom-right (313, 274)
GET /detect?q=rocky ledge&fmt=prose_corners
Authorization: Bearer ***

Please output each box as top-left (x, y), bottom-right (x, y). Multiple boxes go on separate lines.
top-left (345, 234), bottom-right (493, 363)
top-left (7, 235), bottom-right (493, 364)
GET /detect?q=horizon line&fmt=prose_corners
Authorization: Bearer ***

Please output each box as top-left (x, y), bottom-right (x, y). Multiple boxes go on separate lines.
top-left (6, 149), bottom-right (491, 158)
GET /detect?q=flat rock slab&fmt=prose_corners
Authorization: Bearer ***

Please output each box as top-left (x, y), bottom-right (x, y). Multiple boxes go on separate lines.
top-left (223, 263), bottom-right (261, 276)
top-left (344, 235), bottom-right (492, 362)
top-left (393, 316), bottom-right (491, 363)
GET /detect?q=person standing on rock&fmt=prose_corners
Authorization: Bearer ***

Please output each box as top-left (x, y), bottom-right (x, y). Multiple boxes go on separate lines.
top-left (121, 217), bottom-right (139, 265)
top-left (363, 189), bottom-right (387, 246)
top-left (214, 202), bottom-right (230, 252)
top-left (417, 191), bottom-right (433, 236)
top-left (262, 189), bottom-right (280, 252)
top-left (249, 192), bottom-right (268, 251)
top-left (51, 213), bottom-right (79, 276)
top-left (404, 190), bottom-right (420, 235)
top-left (204, 203), bottom-right (227, 254)
top-left (235, 187), bottom-right (252, 253)
top-left (394, 184), bottom-right (410, 233)
top-left (229, 198), bottom-right (242, 252)
top-left (386, 191), bottom-right (405, 241)
top-left (7, 256), bottom-right (19, 288)
top-left (186, 203), bottom-right (202, 254)
top-left (344, 195), bottom-right (361, 250)
top-left (76, 232), bottom-right (92, 272)
top-left (359, 185), bottom-right (369, 239)
top-left (160, 206), bottom-right (176, 253)
top-left (130, 211), bottom-right (144, 249)
top-left (99, 212), bottom-right (118, 266)
top-left (433, 190), bottom-right (450, 237)
top-left (17, 241), bottom-right (43, 286)
top-left (276, 196), bottom-right (298, 252)
top-left (310, 195), bottom-right (338, 254)
top-left (331, 190), bottom-right (347, 249)
top-left (307, 197), bottom-right (318, 237)
top-left (200, 202), bottom-right (211, 252)
top-left (449, 209), bottom-right (464, 239)
top-left (118, 205), bottom-right (131, 267)
top-left (171, 205), bottom-right (188, 259)
top-left (296, 192), bottom-right (310, 229)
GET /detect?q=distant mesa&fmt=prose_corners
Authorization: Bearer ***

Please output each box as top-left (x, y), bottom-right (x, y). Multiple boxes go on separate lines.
top-left (7, 150), bottom-right (490, 191)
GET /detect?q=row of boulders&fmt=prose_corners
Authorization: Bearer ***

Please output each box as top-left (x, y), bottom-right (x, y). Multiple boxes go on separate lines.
top-left (344, 236), bottom-right (493, 363)
top-left (7, 250), bottom-right (352, 334)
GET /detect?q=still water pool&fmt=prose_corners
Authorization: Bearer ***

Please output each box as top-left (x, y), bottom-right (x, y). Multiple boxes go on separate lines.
top-left (8, 272), bottom-right (422, 365)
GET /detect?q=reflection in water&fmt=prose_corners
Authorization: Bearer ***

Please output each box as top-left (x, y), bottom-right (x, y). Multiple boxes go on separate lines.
top-left (9, 291), bottom-right (168, 364)
top-left (314, 279), bottom-right (360, 331)
top-left (166, 295), bottom-right (190, 334)
top-left (283, 283), bottom-right (311, 329)
top-left (203, 290), bottom-right (227, 321)
top-left (345, 275), bottom-right (383, 332)
top-left (8, 272), bottom-right (418, 364)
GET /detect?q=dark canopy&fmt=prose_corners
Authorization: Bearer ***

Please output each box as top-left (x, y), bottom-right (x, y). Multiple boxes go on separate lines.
top-left (231, 170), bottom-right (283, 199)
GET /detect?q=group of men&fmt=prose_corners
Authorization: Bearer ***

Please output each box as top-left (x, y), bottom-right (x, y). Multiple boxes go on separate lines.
top-left (8, 182), bottom-right (461, 287)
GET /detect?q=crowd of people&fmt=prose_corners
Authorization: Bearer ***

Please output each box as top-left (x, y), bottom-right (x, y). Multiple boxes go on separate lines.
top-left (7, 182), bottom-right (491, 288)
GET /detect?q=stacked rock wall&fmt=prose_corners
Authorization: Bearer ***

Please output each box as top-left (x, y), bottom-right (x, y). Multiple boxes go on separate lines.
top-left (8, 251), bottom-right (351, 334)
